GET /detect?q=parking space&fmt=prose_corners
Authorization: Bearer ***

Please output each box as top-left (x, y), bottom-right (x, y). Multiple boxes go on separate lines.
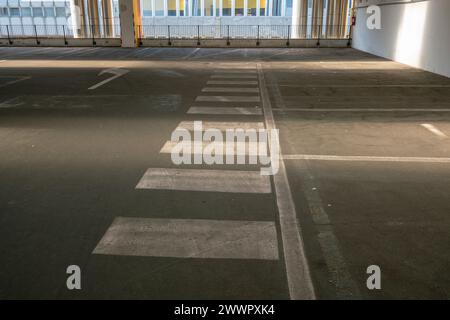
top-left (0, 47), bottom-right (449, 299)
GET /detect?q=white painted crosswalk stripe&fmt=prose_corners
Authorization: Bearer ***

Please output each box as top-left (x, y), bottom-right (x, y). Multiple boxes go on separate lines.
top-left (176, 120), bottom-right (265, 131)
top-left (202, 87), bottom-right (260, 93)
top-left (187, 106), bottom-right (262, 115)
top-left (196, 96), bottom-right (260, 102)
top-left (136, 168), bottom-right (271, 193)
top-left (211, 75), bottom-right (258, 79)
top-left (159, 140), bottom-right (260, 156)
top-left (93, 217), bottom-right (279, 260)
top-left (213, 70), bottom-right (257, 74)
top-left (207, 80), bottom-right (259, 85)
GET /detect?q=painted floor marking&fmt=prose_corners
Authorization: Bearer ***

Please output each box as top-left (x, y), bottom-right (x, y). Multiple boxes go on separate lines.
top-left (213, 70), bottom-right (257, 74)
top-left (421, 123), bottom-right (448, 139)
top-left (202, 87), bottom-right (260, 93)
top-left (93, 217), bottom-right (279, 260)
top-left (273, 108), bottom-right (450, 112)
top-left (257, 64), bottom-right (316, 300)
top-left (207, 80), bottom-right (259, 85)
top-left (88, 67), bottom-right (129, 90)
top-left (211, 75), bottom-right (258, 79)
top-left (136, 168), bottom-right (272, 193)
top-left (159, 140), bottom-right (259, 156)
top-left (187, 106), bottom-right (262, 115)
top-left (283, 154), bottom-right (450, 163)
top-left (196, 95), bottom-right (260, 102)
top-left (0, 76), bottom-right (31, 88)
top-left (176, 120), bottom-right (265, 131)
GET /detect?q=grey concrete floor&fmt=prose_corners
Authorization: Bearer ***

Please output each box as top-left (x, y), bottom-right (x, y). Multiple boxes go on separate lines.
top-left (0, 47), bottom-right (449, 299)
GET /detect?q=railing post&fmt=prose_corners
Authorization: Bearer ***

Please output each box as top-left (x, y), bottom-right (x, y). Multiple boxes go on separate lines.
top-left (34, 25), bottom-right (40, 45)
top-left (256, 25), bottom-right (260, 46)
top-left (92, 24), bottom-right (96, 46)
top-left (316, 24), bottom-right (321, 47)
top-left (197, 25), bottom-right (200, 46)
top-left (62, 25), bottom-right (68, 45)
top-left (168, 25), bottom-right (171, 46)
top-left (286, 25), bottom-right (290, 46)
top-left (226, 25), bottom-right (230, 46)
top-left (6, 25), bottom-right (12, 45)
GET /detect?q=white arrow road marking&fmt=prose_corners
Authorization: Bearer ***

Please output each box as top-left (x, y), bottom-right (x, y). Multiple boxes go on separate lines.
top-left (88, 68), bottom-right (129, 90)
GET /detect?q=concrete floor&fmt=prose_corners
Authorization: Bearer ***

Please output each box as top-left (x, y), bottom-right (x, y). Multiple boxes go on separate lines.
top-left (0, 47), bottom-right (449, 299)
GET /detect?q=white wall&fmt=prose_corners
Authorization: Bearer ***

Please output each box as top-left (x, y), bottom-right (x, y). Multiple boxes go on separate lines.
top-left (352, 0), bottom-right (450, 78)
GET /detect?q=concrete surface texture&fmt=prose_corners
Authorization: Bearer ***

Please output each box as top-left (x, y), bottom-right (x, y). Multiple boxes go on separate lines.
top-left (0, 47), bottom-right (449, 299)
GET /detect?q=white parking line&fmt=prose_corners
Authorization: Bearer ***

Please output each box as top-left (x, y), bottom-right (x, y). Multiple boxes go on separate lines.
top-left (283, 154), bottom-right (450, 163)
top-left (88, 68), bottom-right (129, 90)
top-left (93, 217), bottom-right (279, 260)
top-left (207, 80), bottom-right (259, 85)
top-left (187, 106), bottom-right (262, 115)
top-left (202, 87), bottom-right (260, 93)
top-left (0, 76), bottom-right (31, 88)
top-left (211, 75), bottom-right (258, 79)
top-left (176, 120), bottom-right (265, 131)
top-left (421, 123), bottom-right (448, 139)
top-left (159, 140), bottom-right (259, 156)
top-left (136, 168), bottom-right (271, 193)
top-left (273, 108), bottom-right (450, 112)
top-left (257, 64), bottom-right (316, 300)
top-left (196, 96), bottom-right (260, 102)
top-left (213, 70), bottom-right (257, 74)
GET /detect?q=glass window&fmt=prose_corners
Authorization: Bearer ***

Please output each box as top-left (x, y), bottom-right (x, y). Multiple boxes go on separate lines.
top-left (0, 7), bottom-right (8, 16)
top-left (222, 0), bottom-right (231, 16)
top-left (192, 0), bottom-right (201, 16)
top-left (248, 0), bottom-right (256, 16)
top-left (179, 0), bottom-right (185, 16)
top-left (21, 7), bottom-right (32, 17)
top-left (154, 0), bottom-right (164, 16)
top-left (167, 0), bottom-right (176, 16)
top-left (55, 7), bottom-right (66, 17)
top-left (285, 0), bottom-right (292, 16)
top-left (45, 7), bottom-right (55, 17)
top-left (259, 0), bottom-right (266, 16)
top-left (235, 0), bottom-right (244, 16)
top-left (204, 0), bottom-right (213, 16)
top-left (32, 7), bottom-right (44, 17)
top-left (10, 8), bottom-right (20, 16)
top-left (141, 0), bottom-right (152, 16)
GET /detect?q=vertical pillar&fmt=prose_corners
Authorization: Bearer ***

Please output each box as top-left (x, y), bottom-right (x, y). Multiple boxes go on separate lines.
top-left (231, 0), bottom-right (235, 16)
top-left (219, 0), bottom-right (223, 16)
top-left (311, 0), bottom-right (323, 38)
top-left (119, 0), bottom-right (141, 47)
top-left (87, 0), bottom-right (101, 37)
top-left (101, 0), bottom-right (114, 37)
top-left (291, 0), bottom-right (307, 38)
top-left (201, 0), bottom-right (205, 16)
top-left (152, 0), bottom-right (156, 16)
top-left (244, 0), bottom-right (248, 16)
top-left (70, 0), bottom-right (86, 38)
top-left (256, 0), bottom-right (260, 17)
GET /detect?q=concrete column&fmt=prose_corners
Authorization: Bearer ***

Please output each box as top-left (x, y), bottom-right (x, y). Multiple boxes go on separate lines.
top-left (326, 0), bottom-right (335, 38)
top-left (219, 0), bottom-right (223, 16)
top-left (311, 0), bottom-right (324, 38)
top-left (70, 0), bottom-right (86, 38)
top-left (244, 0), bottom-right (248, 16)
top-left (87, 0), bottom-right (101, 37)
top-left (291, 0), bottom-right (307, 38)
top-left (119, 0), bottom-right (141, 47)
top-left (201, 0), bottom-right (205, 16)
top-left (101, 0), bottom-right (114, 37)
top-left (231, 0), bottom-right (235, 16)
top-left (256, 0), bottom-right (260, 17)
top-left (152, 0), bottom-right (156, 16)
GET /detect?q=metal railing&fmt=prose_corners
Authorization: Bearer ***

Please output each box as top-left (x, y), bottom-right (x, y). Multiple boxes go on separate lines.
top-left (0, 24), bottom-right (121, 44)
top-left (139, 24), bottom-right (351, 41)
